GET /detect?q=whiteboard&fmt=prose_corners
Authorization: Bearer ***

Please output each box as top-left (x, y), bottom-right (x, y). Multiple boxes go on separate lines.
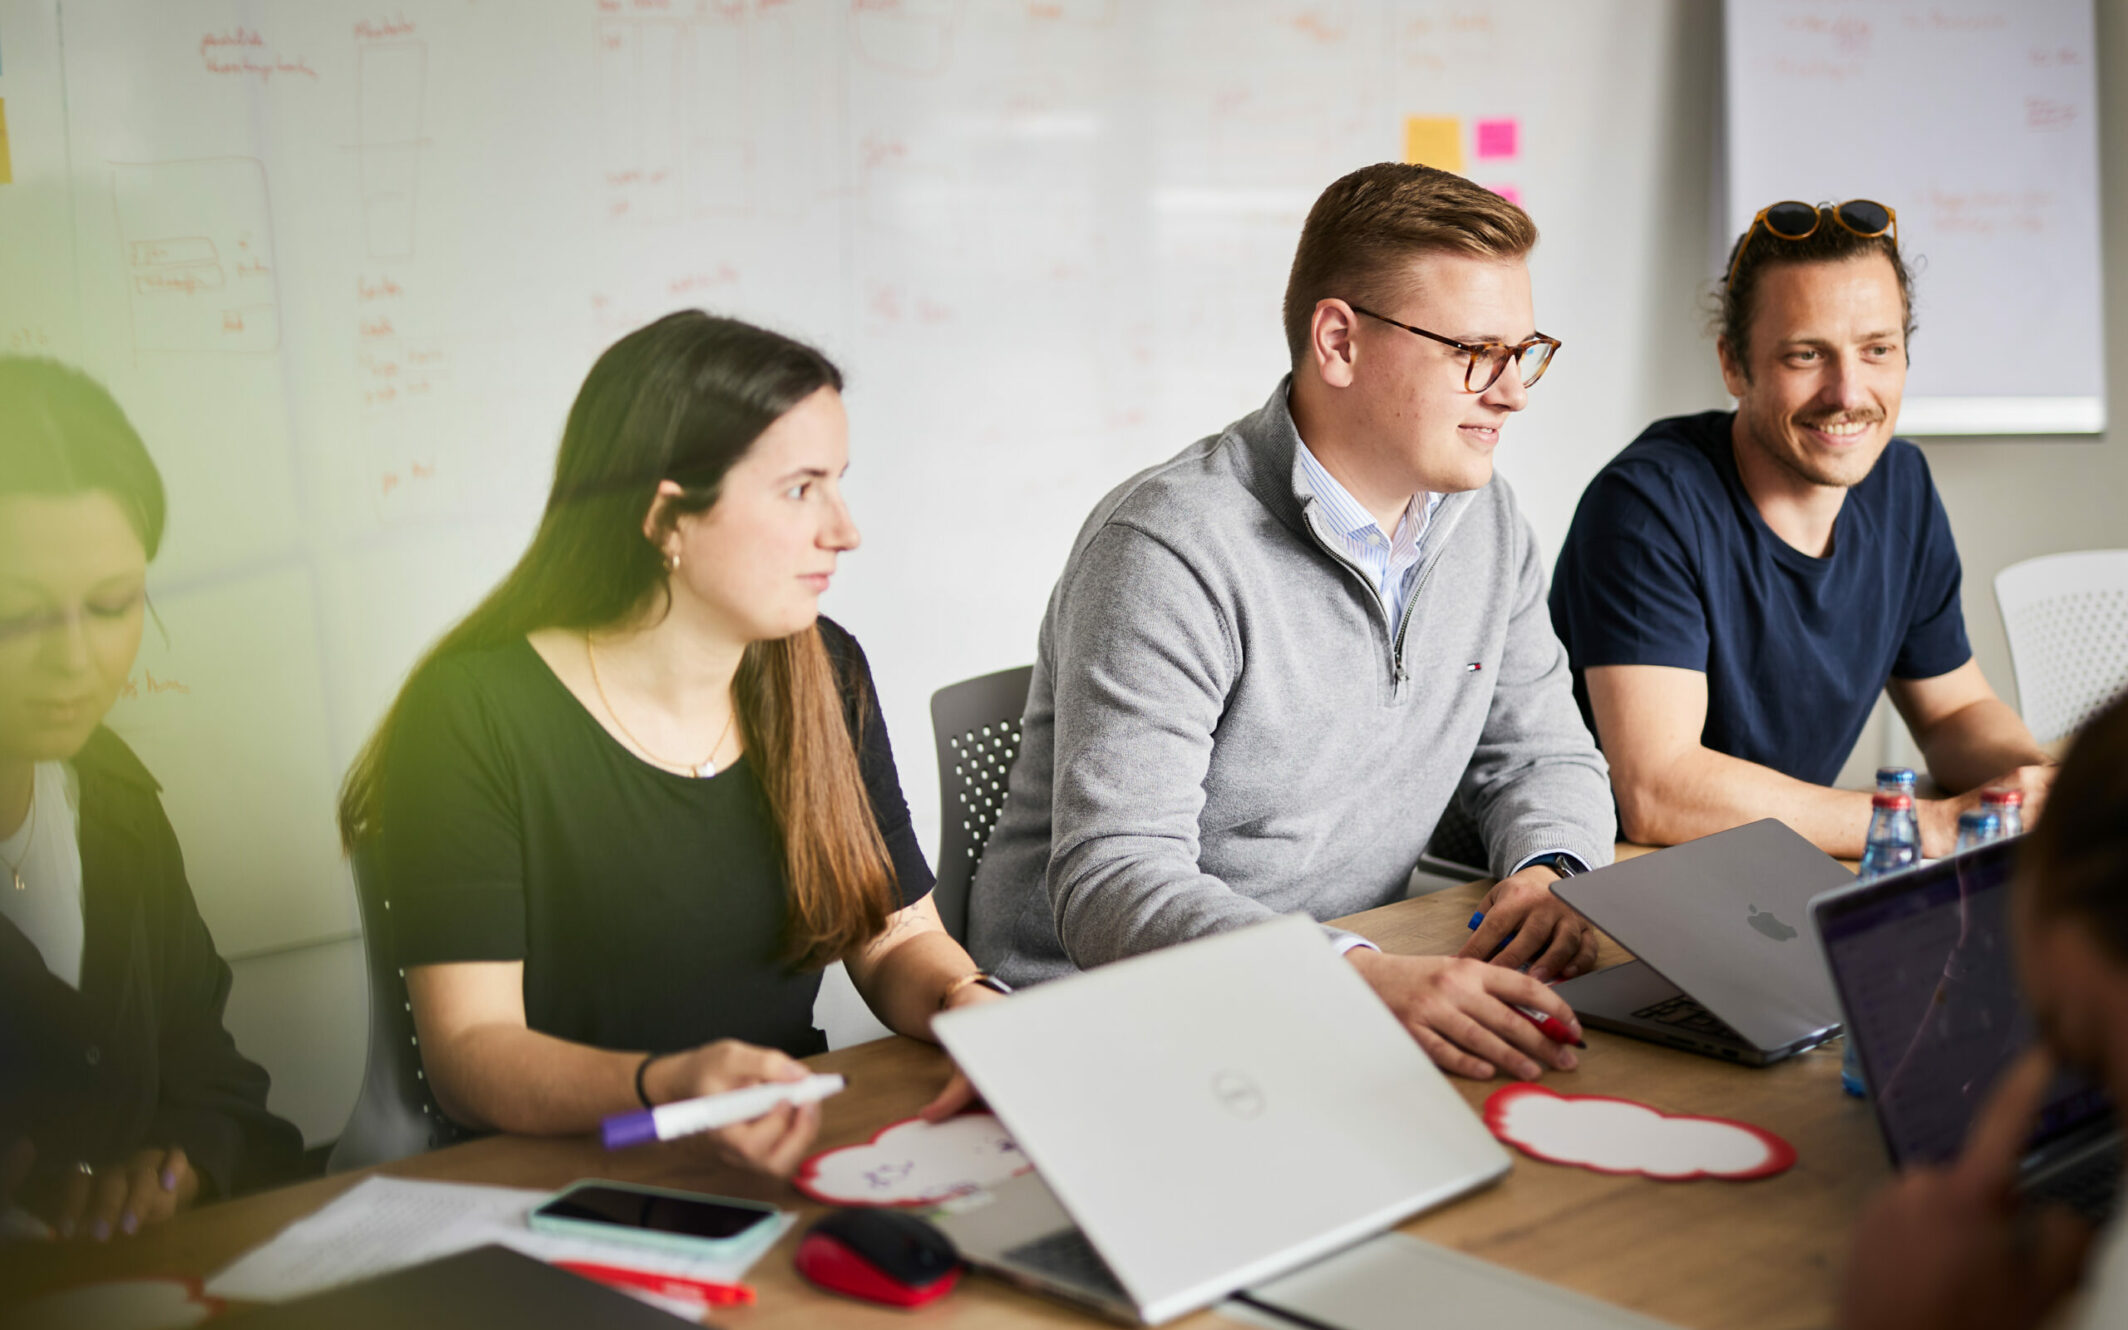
top-left (1723, 0), bottom-right (2106, 436)
top-left (2, 0), bottom-right (1740, 962)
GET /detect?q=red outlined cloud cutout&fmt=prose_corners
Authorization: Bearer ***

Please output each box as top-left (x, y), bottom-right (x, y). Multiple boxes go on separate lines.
top-left (796, 1112), bottom-right (1035, 1207)
top-left (1484, 1084), bottom-right (1796, 1181)
top-left (17, 1276), bottom-right (222, 1330)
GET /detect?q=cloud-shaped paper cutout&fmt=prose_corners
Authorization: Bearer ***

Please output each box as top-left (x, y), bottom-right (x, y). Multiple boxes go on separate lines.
top-left (796, 1112), bottom-right (1034, 1207)
top-left (1484, 1084), bottom-right (1796, 1182)
top-left (16, 1276), bottom-right (221, 1330)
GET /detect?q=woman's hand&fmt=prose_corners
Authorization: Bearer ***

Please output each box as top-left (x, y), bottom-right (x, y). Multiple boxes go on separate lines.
top-left (917, 980), bottom-right (1004, 1123)
top-left (648, 1040), bottom-right (823, 1178)
top-left (55, 1147), bottom-right (199, 1240)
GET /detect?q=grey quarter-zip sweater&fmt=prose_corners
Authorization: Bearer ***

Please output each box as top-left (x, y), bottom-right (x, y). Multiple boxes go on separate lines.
top-left (967, 378), bottom-right (1615, 987)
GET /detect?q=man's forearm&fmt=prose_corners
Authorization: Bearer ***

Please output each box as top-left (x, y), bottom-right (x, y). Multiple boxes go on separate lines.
top-left (1615, 745), bottom-right (1879, 858)
top-left (1912, 698), bottom-right (2051, 794)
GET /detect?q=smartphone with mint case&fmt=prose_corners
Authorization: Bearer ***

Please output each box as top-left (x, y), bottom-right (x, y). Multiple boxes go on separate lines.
top-left (529, 1179), bottom-right (783, 1261)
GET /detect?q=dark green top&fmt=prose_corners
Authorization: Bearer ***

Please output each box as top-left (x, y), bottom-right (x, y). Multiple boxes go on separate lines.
top-left (379, 618), bottom-right (932, 1059)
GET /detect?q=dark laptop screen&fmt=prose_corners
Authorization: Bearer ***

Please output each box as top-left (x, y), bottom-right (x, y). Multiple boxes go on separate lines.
top-left (1816, 838), bottom-right (2113, 1167)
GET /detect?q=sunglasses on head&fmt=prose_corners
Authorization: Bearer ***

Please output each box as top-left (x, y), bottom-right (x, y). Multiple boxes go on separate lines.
top-left (1726, 199), bottom-right (1897, 291)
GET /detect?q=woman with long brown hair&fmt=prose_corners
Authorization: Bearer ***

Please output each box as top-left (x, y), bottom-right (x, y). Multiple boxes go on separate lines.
top-left (338, 312), bottom-right (995, 1174)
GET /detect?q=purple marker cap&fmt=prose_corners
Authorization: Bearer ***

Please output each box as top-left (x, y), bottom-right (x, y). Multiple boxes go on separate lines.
top-left (601, 1108), bottom-right (660, 1151)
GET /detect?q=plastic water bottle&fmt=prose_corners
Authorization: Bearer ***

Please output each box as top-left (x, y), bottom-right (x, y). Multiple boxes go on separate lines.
top-left (1981, 788), bottom-right (2024, 838)
top-left (1858, 791), bottom-right (1920, 878)
top-left (1954, 809), bottom-right (2001, 854)
top-left (1875, 766), bottom-right (1917, 797)
top-left (1844, 791), bottom-right (1921, 1097)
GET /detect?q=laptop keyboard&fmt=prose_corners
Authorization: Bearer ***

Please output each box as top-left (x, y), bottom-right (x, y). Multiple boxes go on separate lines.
top-left (1003, 1228), bottom-right (1131, 1303)
top-left (1632, 993), bottom-right (1747, 1044)
top-left (2026, 1142), bottom-right (2123, 1224)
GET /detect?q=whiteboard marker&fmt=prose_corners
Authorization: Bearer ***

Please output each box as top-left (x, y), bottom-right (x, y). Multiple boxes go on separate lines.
top-left (601, 1074), bottom-right (847, 1150)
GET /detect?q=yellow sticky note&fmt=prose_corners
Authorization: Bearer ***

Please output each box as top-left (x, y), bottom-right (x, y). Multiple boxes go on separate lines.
top-left (1403, 115), bottom-right (1462, 174)
top-left (0, 99), bottom-right (12, 185)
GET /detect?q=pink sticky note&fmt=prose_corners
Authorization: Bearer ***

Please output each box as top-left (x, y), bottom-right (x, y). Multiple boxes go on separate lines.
top-left (1475, 117), bottom-right (1519, 161)
top-left (1487, 183), bottom-right (1522, 205)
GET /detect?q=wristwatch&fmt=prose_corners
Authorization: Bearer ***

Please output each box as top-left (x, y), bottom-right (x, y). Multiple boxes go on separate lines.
top-left (1523, 851), bottom-right (1587, 880)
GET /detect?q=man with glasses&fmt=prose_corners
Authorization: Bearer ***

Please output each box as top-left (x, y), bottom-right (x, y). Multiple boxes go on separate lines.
top-left (966, 163), bottom-right (1613, 1084)
top-left (1549, 201), bottom-right (2052, 859)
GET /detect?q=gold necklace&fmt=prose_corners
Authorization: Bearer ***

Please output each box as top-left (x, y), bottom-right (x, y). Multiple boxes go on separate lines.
top-left (584, 634), bottom-right (734, 778)
top-left (1, 779), bottom-right (36, 892)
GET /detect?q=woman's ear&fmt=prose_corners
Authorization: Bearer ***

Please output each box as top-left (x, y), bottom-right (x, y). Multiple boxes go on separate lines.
top-left (640, 479), bottom-right (689, 555)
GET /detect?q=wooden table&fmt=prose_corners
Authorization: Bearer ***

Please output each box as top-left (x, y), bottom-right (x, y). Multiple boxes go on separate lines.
top-left (0, 874), bottom-right (1886, 1329)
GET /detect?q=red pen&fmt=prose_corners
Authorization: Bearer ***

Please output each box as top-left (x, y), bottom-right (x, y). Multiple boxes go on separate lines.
top-left (1511, 1004), bottom-right (1586, 1048)
top-left (555, 1259), bottom-right (758, 1307)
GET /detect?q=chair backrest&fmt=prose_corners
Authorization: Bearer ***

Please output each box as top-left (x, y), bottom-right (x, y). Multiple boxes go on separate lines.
top-left (1993, 549), bottom-right (2128, 744)
top-left (929, 665), bottom-right (1035, 942)
top-left (1418, 797), bottom-right (1489, 880)
top-left (326, 841), bottom-right (472, 1173)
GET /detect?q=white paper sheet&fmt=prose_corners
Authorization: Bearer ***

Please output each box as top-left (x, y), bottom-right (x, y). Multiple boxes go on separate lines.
top-left (205, 1177), bottom-right (793, 1303)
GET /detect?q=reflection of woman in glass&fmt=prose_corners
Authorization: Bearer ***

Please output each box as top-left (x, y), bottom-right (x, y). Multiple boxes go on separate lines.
top-left (1880, 847), bottom-right (2022, 1111)
top-left (0, 360), bottom-right (302, 1240)
top-left (339, 313), bottom-right (998, 1175)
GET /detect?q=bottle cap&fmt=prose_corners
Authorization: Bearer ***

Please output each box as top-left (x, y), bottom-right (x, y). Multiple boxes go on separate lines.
top-left (1981, 788), bottom-right (2024, 807)
top-left (1957, 810), bottom-right (1997, 829)
top-left (1871, 792), bottom-right (1913, 810)
top-left (1875, 767), bottom-right (1917, 785)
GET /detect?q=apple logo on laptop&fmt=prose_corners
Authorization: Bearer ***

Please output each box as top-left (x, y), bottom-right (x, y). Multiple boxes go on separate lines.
top-left (1748, 905), bottom-right (1798, 942)
top-left (1211, 1070), bottom-right (1266, 1120)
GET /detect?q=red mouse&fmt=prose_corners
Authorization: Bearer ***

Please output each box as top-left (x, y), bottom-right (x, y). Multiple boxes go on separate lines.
top-left (794, 1208), bottom-right (963, 1308)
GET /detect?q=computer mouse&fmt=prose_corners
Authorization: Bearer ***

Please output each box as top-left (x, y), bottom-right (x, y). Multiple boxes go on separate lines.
top-left (794, 1207), bottom-right (963, 1308)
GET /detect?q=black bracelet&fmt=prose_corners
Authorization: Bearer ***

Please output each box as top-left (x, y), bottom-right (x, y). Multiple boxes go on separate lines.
top-left (634, 1052), bottom-right (664, 1109)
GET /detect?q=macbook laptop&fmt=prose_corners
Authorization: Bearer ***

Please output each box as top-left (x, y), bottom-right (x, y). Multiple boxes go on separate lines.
top-left (1811, 837), bottom-right (2120, 1222)
top-left (1548, 819), bottom-right (1854, 1064)
top-left (930, 914), bottom-right (1511, 1324)
top-left (219, 1245), bottom-right (704, 1330)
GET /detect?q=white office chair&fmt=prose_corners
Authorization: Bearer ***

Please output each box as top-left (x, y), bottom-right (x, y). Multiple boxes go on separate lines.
top-left (1993, 549), bottom-right (2128, 745)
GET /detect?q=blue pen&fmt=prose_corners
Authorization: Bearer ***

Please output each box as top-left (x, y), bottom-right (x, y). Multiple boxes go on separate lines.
top-left (1467, 910), bottom-right (1510, 961)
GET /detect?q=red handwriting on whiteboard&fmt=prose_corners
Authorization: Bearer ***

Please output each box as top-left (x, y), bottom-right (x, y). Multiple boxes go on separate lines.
top-left (2027, 99), bottom-right (2078, 131)
top-left (122, 671), bottom-right (191, 699)
top-left (360, 317), bottom-right (397, 338)
top-left (358, 274), bottom-right (403, 301)
top-left (859, 136), bottom-right (909, 171)
top-left (667, 266), bottom-right (740, 297)
top-left (380, 463), bottom-right (436, 496)
top-left (354, 15), bottom-right (417, 40)
top-left (200, 28), bottom-right (264, 57)
top-left (200, 28), bottom-right (318, 83)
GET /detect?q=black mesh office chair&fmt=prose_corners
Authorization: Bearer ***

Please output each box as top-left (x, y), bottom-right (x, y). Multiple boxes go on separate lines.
top-left (928, 665), bottom-right (1035, 942)
top-left (1419, 797), bottom-right (1490, 880)
top-left (326, 841), bottom-right (474, 1172)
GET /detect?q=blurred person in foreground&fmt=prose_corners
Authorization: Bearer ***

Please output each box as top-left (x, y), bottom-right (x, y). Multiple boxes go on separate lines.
top-left (0, 358), bottom-right (302, 1243)
top-left (1840, 688), bottom-right (2128, 1330)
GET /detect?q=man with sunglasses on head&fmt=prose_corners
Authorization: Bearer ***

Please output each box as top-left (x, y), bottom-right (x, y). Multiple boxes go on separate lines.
top-left (1549, 200), bottom-right (2052, 859)
top-left (965, 164), bottom-right (1614, 1084)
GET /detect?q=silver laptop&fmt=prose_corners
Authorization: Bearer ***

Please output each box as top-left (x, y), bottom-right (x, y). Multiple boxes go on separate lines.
top-left (1811, 838), bottom-right (2120, 1222)
top-left (1548, 820), bottom-right (1853, 1065)
top-left (1231, 1230), bottom-right (1679, 1330)
top-left (930, 914), bottom-right (1511, 1324)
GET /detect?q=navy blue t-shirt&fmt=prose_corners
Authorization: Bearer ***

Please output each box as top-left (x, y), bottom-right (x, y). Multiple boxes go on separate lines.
top-left (1548, 410), bottom-right (1971, 787)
